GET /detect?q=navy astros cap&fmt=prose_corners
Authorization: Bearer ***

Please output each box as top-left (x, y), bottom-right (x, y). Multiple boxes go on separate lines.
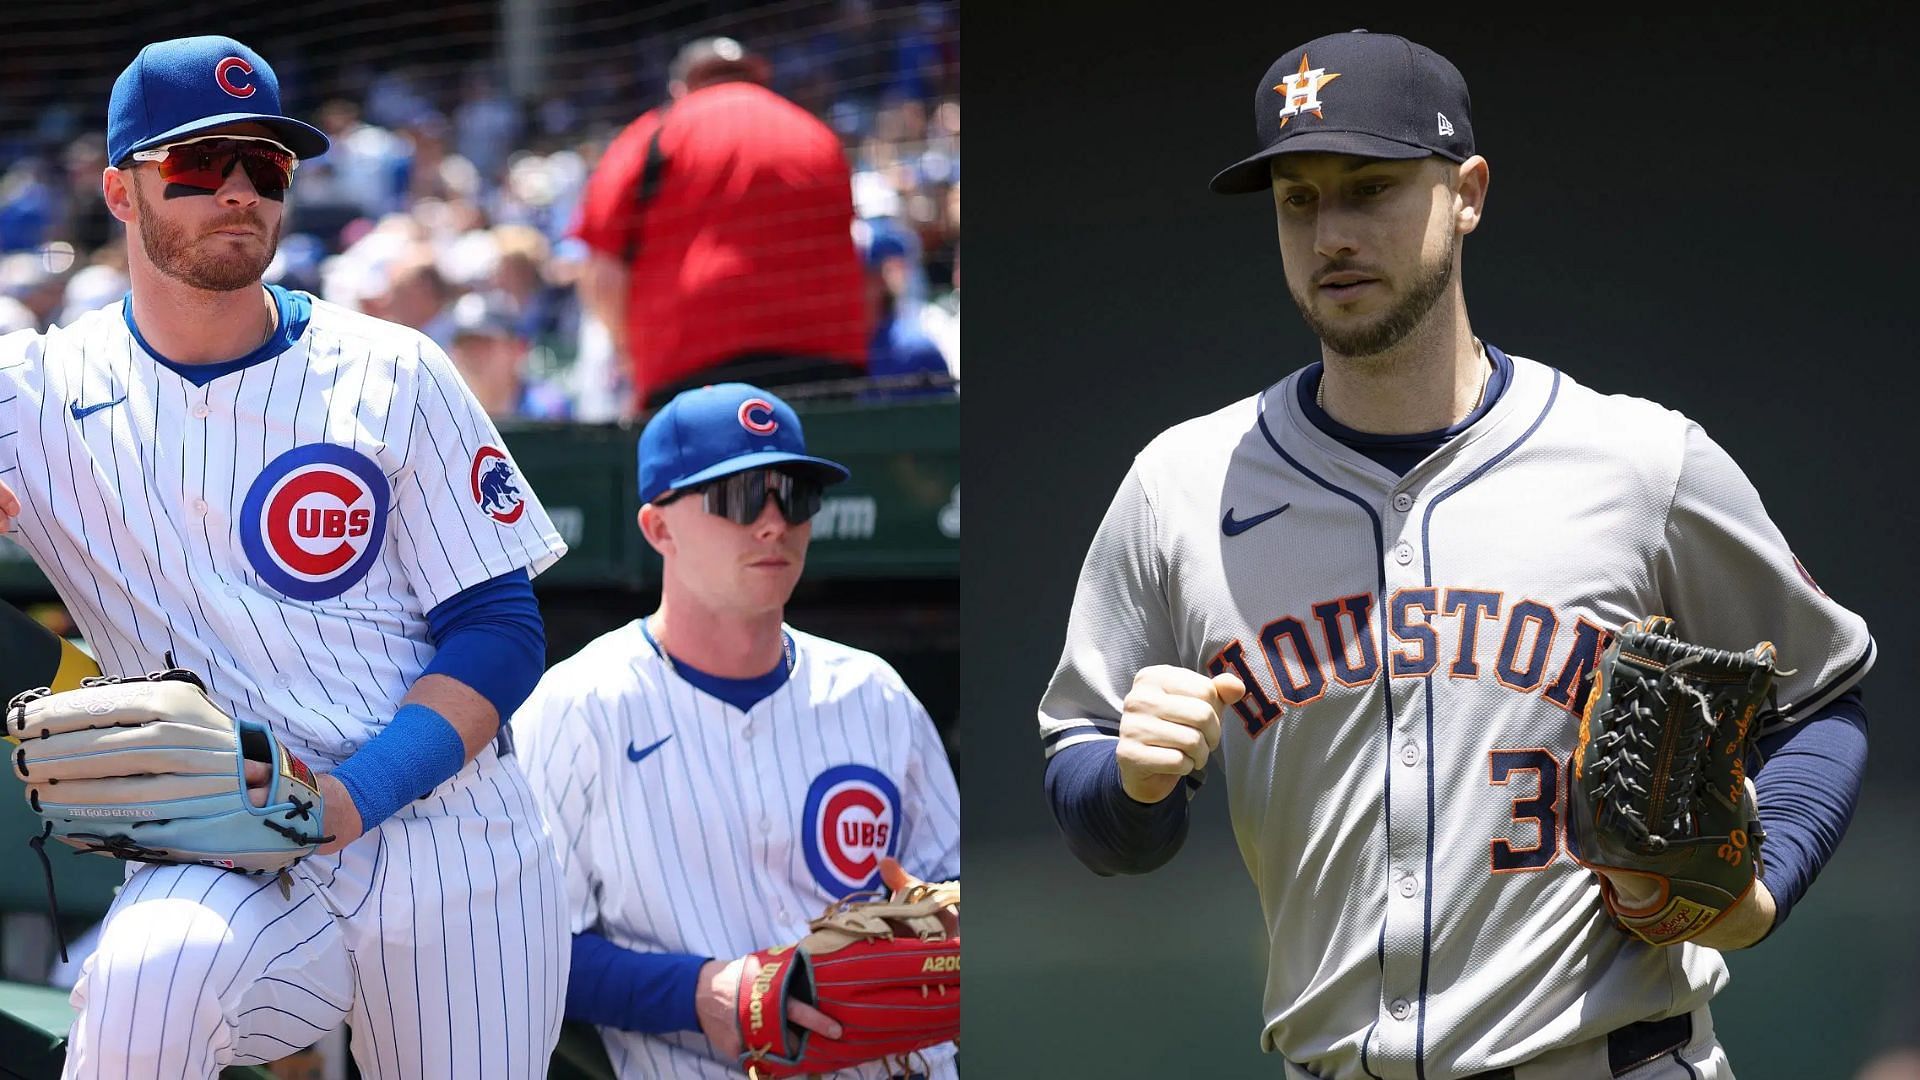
top-left (108, 35), bottom-right (330, 166)
top-left (637, 383), bottom-right (850, 505)
top-left (1210, 29), bottom-right (1473, 195)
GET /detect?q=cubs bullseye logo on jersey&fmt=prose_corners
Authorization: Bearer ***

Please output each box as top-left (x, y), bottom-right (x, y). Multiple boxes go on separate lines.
top-left (240, 444), bottom-right (389, 601)
top-left (802, 764), bottom-right (901, 895)
top-left (470, 446), bottom-right (526, 525)
top-left (215, 57), bottom-right (256, 98)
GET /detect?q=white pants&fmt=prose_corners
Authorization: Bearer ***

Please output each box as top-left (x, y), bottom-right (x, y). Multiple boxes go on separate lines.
top-left (62, 749), bottom-right (568, 1079)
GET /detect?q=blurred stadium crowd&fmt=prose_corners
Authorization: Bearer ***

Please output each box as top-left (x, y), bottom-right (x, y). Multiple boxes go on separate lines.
top-left (0, 0), bottom-right (958, 422)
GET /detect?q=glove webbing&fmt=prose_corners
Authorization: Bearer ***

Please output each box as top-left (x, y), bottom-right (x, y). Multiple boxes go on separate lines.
top-left (1588, 653), bottom-right (1719, 852)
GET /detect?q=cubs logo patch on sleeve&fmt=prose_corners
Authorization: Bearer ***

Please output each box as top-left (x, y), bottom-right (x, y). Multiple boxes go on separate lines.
top-left (470, 446), bottom-right (526, 525)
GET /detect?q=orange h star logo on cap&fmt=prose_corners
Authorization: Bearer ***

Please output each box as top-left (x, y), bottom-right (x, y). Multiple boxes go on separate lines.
top-left (1274, 52), bottom-right (1341, 127)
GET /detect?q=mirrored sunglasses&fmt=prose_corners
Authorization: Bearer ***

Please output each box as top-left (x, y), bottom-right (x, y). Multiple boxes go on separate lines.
top-left (128, 135), bottom-right (299, 200)
top-left (660, 469), bottom-right (825, 526)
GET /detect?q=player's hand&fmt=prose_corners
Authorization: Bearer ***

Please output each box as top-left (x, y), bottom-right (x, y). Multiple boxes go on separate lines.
top-left (0, 476), bottom-right (18, 533)
top-left (244, 759), bottom-right (272, 807)
top-left (312, 772), bottom-right (364, 856)
top-left (696, 954), bottom-right (844, 1060)
top-left (1596, 776), bottom-right (1777, 950)
top-left (1115, 666), bottom-right (1244, 805)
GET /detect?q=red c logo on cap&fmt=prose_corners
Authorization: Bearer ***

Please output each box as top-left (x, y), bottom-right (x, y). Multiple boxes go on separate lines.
top-left (215, 57), bottom-right (257, 99)
top-left (738, 398), bottom-right (778, 435)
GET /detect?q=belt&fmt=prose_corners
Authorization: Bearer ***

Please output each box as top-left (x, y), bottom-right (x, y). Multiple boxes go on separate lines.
top-left (1468, 1013), bottom-right (1692, 1079)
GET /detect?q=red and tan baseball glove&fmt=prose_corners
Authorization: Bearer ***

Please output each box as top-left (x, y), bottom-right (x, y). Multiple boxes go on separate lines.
top-left (735, 876), bottom-right (959, 1078)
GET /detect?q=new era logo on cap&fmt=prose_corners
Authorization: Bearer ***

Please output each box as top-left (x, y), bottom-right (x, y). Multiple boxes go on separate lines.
top-left (1211, 29), bottom-right (1475, 195)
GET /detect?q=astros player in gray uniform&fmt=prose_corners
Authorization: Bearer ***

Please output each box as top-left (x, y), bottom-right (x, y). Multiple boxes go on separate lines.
top-left (1038, 30), bottom-right (1873, 1080)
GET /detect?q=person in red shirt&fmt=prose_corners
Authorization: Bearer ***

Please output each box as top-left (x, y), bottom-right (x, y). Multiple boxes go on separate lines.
top-left (573, 37), bottom-right (869, 414)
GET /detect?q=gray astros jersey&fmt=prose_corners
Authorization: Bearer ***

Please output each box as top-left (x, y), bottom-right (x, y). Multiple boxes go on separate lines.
top-left (1038, 352), bottom-right (1872, 1079)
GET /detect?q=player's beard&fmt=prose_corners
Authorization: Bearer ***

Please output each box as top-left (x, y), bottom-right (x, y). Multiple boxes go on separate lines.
top-left (1291, 229), bottom-right (1456, 358)
top-left (130, 183), bottom-right (281, 293)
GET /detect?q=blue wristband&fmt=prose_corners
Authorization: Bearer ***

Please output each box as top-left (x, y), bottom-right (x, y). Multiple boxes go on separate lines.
top-left (331, 703), bottom-right (468, 830)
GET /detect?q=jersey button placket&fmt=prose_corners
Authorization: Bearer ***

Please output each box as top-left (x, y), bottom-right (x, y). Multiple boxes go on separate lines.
top-left (1379, 520), bottom-right (1428, 1059)
top-left (1382, 507), bottom-right (1428, 1053)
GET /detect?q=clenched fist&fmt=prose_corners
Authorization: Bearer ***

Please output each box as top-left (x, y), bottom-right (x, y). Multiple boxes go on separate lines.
top-left (0, 476), bottom-right (17, 533)
top-left (1114, 665), bottom-right (1245, 804)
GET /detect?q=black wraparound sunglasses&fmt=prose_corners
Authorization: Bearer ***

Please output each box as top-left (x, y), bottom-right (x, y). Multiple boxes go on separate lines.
top-left (656, 468), bottom-right (826, 526)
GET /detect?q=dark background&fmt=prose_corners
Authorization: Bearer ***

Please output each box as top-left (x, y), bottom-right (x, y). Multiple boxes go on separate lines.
top-left (966, 8), bottom-right (1919, 1077)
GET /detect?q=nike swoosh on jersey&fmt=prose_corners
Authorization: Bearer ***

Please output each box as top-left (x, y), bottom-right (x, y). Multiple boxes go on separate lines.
top-left (68, 395), bottom-right (128, 421)
top-left (626, 734), bottom-right (674, 763)
top-left (1221, 504), bottom-right (1290, 536)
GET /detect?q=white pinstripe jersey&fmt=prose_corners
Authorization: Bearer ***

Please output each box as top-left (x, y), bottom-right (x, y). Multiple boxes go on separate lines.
top-left (0, 289), bottom-right (567, 765)
top-left (1039, 353), bottom-right (1873, 1080)
top-left (516, 621), bottom-right (962, 1080)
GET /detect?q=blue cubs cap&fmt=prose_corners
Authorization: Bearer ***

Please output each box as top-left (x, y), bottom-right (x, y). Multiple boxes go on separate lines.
top-left (1210, 29), bottom-right (1473, 195)
top-left (108, 36), bottom-right (330, 166)
top-left (637, 383), bottom-right (850, 505)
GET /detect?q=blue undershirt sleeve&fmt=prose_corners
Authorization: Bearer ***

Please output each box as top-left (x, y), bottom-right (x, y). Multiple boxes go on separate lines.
top-left (422, 569), bottom-right (547, 723)
top-left (567, 932), bottom-right (708, 1033)
top-left (1751, 688), bottom-right (1868, 932)
top-left (1045, 739), bottom-right (1190, 876)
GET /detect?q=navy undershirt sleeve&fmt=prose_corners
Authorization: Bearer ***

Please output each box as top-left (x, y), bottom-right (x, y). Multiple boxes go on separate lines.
top-left (566, 932), bottom-right (707, 1033)
top-left (421, 569), bottom-right (547, 723)
top-left (1045, 739), bottom-right (1190, 875)
top-left (1751, 687), bottom-right (1868, 932)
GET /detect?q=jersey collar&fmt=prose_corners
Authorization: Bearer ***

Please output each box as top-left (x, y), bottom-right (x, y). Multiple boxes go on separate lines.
top-left (122, 283), bottom-right (312, 387)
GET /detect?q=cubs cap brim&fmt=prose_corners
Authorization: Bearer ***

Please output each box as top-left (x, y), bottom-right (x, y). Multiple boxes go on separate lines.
top-left (1209, 129), bottom-right (1446, 195)
top-left (124, 112), bottom-right (330, 162)
top-left (663, 449), bottom-right (851, 497)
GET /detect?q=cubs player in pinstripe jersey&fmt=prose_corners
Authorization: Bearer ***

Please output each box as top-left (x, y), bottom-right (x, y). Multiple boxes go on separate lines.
top-left (1039, 30), bottom-right (1873, 1080)
top-left (516, 383), bottom-right (961, 1079)
top-left (0, 37), bottom-right (569, 1077)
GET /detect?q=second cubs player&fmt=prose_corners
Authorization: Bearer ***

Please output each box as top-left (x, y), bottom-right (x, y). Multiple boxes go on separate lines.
top-left (515, 383), bottom-right (961, 1079)
top-left (1038, 30), bottom-right (1873, 1080)
top-left (0, 37), bottom-right (568, 1077)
